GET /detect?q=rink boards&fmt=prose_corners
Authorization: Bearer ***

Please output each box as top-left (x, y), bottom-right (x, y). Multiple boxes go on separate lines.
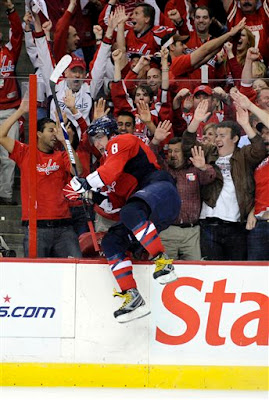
top-left (0, 259), bottom-right (268, 390)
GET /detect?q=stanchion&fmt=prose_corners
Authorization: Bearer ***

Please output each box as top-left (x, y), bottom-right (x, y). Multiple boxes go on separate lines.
top-left (28, 74), bottom-right (37, 258)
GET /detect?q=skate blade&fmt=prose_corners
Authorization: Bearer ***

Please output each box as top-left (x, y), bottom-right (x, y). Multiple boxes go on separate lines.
top-left (155, 270), bottom-right (178, 285)
top-left (116, 307), bottom-right (151, 323)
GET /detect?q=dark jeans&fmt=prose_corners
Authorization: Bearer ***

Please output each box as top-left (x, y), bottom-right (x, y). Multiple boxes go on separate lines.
top-left (200, 219), bottom-right (247, 261)
top-left (70, 205), bottom-right (90, 237)
top-left (23, 225), bottom-right (82, 258)
top-left (247, 220), bottom-right (269, 261)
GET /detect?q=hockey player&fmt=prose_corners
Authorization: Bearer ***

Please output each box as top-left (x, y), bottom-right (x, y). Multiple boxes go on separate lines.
top-left (70, 116), bottom-right (181, 323)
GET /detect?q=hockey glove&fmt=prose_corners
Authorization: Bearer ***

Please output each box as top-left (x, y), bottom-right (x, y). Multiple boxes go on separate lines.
top-left (70, 176), bottom-right (91, 193)
top-left (63, 183), bottom-right (82, 202)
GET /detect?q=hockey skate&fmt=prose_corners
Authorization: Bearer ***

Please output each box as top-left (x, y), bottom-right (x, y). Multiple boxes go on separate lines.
top-left (113, 288), bottom-right (150, 323)
top-left (153, 253), bottom-right (178, 284)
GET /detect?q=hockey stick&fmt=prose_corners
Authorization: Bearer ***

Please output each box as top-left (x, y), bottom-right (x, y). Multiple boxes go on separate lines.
top-left (49, 55), bottom-right (78, 176)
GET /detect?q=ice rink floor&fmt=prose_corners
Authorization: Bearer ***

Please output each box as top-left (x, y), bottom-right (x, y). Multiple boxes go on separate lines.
top-left (0, 388), bottom-right (268, 400)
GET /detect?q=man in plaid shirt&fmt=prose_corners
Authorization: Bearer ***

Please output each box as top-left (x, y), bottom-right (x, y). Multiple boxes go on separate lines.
top-left (150, 122), bottom-right (216, 260)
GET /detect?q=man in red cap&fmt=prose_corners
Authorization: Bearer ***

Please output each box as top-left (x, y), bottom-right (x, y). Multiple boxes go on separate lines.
top-left (49, 55), bottom-right (91, 139)
top-left (183, 85), bottom-right (223, 141)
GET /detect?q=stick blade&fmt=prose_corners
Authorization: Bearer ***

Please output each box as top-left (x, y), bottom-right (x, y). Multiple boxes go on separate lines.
top-left (50, 54), bottom-right (72, 84)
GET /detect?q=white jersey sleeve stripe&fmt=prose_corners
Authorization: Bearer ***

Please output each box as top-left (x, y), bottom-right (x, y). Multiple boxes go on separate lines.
top-left (264, 0), bottom-right (269, 17)
top-left (227, 1), bottom-right (237, 22)
top-left (86, 171), bottom-right (105, 189)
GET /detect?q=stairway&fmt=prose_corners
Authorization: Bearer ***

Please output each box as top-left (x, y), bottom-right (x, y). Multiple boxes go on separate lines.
top-left (0, 0), bottom-right (34, 77)
top-left (0, 204), bottom-right (24, 258)
top-left (0, 1), bottom-right (34, 258)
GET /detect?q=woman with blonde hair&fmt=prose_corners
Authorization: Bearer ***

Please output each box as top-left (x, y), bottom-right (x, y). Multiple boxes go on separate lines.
top-left (202, 122), bottom-right (217, 145)
top-left (236, 28), bottom-right (255, 66)
top-left (224, 28), bottom-right (255, 86)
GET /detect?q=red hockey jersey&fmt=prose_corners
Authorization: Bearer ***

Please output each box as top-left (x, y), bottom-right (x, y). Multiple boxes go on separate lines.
top-left (0, 11), bottom-right (23, 110)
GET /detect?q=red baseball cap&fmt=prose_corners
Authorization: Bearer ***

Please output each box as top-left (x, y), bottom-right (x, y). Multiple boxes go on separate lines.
top-left (193, 85), bottom-right (212, 96)
top-left (68, 56), bottom-right (86, 71)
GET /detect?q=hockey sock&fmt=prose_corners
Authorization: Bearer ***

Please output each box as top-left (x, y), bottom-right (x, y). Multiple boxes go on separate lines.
top-left (132, 220), bottom-right (164, 258)
top-left (108, 253), bottom-right (137, 292)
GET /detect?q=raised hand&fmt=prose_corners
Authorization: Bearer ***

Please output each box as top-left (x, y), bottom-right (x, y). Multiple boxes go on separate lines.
top-left (193, 100), bottom-right (210, 122)
top-left (19, 97), bottom-right (29, 115)
top-left (93, 98), bottom-right (110, 121)
top-left (173, 88), bottom-right (191, 110)
top-left (93, 25), bottom-right (103, 40)
top-left (115, 5), bottom-right (130, 25)
top-left (213, 86), bottom-right (228, 100)
top-left (54, 116), bottom-right (65, 144)
top-left (216, 48), bottom-right (225, 64)
top-left (235, 104), bottom-right (250, 127)
top-left (112, 48), bottom-right (123, 63)
top-left (153, 120), bottom-right (172, 143)
top-left (223, 42), bottom-right (234, 57)
top-left (67, 0), bottom-right (77, 14)
top-left (160, 46), bottom-right (169, 61)
top-left (176, 88), bottom-right (191, 99)
top-left (189, 146), bottom-right (206, 170)
top-left (107, 10), bottom-right (120, 32)
top-left (246, 47), bottom-right (260, 61)
top-left (135, 55), bottom-right (151, 71)
top-left (42, 20), bottom-right (53, 34)
top-left (230, 90), bottom-right (251, 110)
top-left (64, 89), bottom-right (76, 112)
top-left (136, 100), bottom-right (152, 123)
top-left (183, 95), bottom-right (194, 112)
top-left (229, 17), bottom-right (246, 37)
top-left (23, 11), bottom-right (32, 27)
top-left (167, 9), bottom-right (182, 25)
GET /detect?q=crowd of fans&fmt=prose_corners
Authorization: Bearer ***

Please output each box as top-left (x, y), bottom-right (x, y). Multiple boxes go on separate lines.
top-left (0, 0), bottom-right (268, 262)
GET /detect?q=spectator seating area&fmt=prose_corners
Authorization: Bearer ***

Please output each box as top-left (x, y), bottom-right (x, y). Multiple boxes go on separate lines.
top-left (0, 0), bottom-right (268, 261)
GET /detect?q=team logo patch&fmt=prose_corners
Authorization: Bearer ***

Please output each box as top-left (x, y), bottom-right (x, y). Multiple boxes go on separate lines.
top-left (186, 173), bottom-right (196, 181)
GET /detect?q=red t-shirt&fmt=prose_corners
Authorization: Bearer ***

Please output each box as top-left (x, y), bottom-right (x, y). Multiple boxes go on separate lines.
top-left (10, 141), bottom-right (71, 221)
